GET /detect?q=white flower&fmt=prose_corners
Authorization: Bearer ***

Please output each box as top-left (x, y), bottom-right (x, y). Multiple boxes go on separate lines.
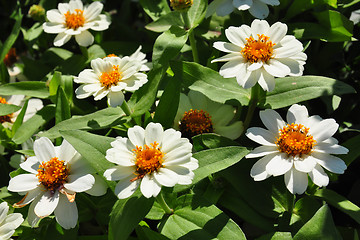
top-left (104, 122), bottom-right (199, 199)
top-left (0, 95), bottom-right (43, 129)
top-left (206, 0), bottom-right (280, 19)
top-left (42, 0), bottom-right (111, 47)
top-left (7, 137), bottom-right (107, 229)
top-left (211, 19), bottom-right (307, 92)
top-left (74, 56), bottom-right (148, 107)
top-left (174, 90), bottom-right (243, 140)
top-left (245, 104), bottom-right (348, 194)
top-left (0, 202), bottom-right (23, 240)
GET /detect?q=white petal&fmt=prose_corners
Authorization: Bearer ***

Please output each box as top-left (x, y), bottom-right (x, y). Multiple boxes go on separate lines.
top-left (263, 59), bottom-right (291, 77)
top-left (266, 22), bottom-right (287, 44)
top-left (233, 0), bottom-right (252, 10)
top-left (153, 168), bottom-right (179, 187)
top-left (160, 129), bottom-right (183, 153)
top-left (42, 22), bottom-right (66, 34)
top-left (265, 153), bottom-right (292, 176)
top-left (114, 176), bottom-right (140, 199)
top-left (8, 174), bottom-right (39, 192)
top-left (84, 1), bottom-right (103, 21)
top-left (103, 166), bottom-right (134, 181)
top-left (27, 200), bottom-right (40, 227)
top-left (34, 190), bottom-right (59, 218)
top-left (246, 127), bottom-right (277, 146)
top-left (309, 119), bottom-right (339, 142)
top-left (314, 142), bottom-right (348, 155)
top-left (90, 15), bottom-right (111, 31)
top-left (4, 212), bottom-right (23, 229)
top-left (246, 145), bottom-right (279, 158)
top-left (145, 122), bottom-right (163, 145)
top-left (293, 155), bottom-right (317, 173)
top-left (34, 137), bottom-right (56, 163)
top-left (13, 187), bottom-right (42, 208)
top-left (284, 168), bottom-right (308, 194)
top-left (219, 60), bottom-right (247, 78)
top-left (250, 154), bottom-right (273, 181)
top-left (309, 164), bottom-right (329, 187)
top-left (54, 194), bottom-right (78, 229)
top-left (243, 69), bottom-right (261, 89)
top-left (75, 85), bottom-right (95, 99)
top-left (259, 109), bottom-right (286, 134)
top-left (257, 69), bottom-right (276, 92)
top-left (0, 202), bottom-right (9, 224)
top-left (247, 62), bottom-right (263, 72)
top-left (53, 32), bottom-right (72, 47)
top-left (75, 30), bottom-right (94, 47)
top-left (213, 41), bottom-right (242, 53)
top-left (251, 20), bottom-right (270, 37)
top-left (128, 126), bottom-right (145, 147)
top-left (107, 91), bottom-right (124, 108)
top-left (140, 174), bottom-right (162, 198)
top-left (64, 173), bottom-right (95, 193)
top-left (312, 152), bottom-right (347, 174)
top-left (286, 104), bottom-right (308, 124)
top-left (211, 53), bottom-right (243, 63)
top-left (69, 0), bottom-right (83, 12)
top-left (20, 156), bottom-right (39, 174)
top-left (277, 58), bottom-right (303, 76)
top-left (105, 148), bottom-right (134, 167)
top-left (225, 26), bottom-right (251, 47)
top-left (85, 175), bottom-right (107, 196)
top-left (249, 1), bottom-right (269, 19)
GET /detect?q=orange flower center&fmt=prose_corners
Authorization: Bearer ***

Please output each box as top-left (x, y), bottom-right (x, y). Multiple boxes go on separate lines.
top-left (131, 142), bottom-right (164, 181)
top-left (179, 109), bottom-right (213, 139)
top-left (36, 157), bottom-right (69, 191)
top-left (64, 9), bottom-right (85, 30)
top-left (3, 48), bottom-right (17, 67)
top-left (0, 97), bottom-right (13, 123)
top-left (276, 123), bottom-right (316, 157)
top-left (106, 54), bottom-right (117, 58)
top-left (100, 65), bottom-right (122, 89)
top-left (241, 34), bottom-right (275, 63)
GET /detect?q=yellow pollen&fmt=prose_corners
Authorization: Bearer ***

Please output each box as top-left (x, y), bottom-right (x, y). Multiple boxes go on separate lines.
top-left (131, 142), bottom-right (164, 181)
top-left (100, 65), bottom-right (122, 89)
top-left (179, 109), bottom-right (213, 139)
top-left (106, 54), bottom-right (118, 58)
top-left (36, 157), bottom-right (69, 191)
top-left (64, 9), bottom-right (85, 30)
top-left (0, 97), bottom-right (13, 123)
top-left (276, 123), bottom-right (316, 157)
top-left (241, 34), bottom-right (275, 63)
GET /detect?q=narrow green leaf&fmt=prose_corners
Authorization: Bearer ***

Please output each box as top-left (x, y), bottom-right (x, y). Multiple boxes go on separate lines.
top-left (342, 134), bottom-right (360, 166)
top-left (293, 205), bottom-right (341, 240)
top-left (40, 107), bottom-right (125, 139)
top-left (261, 76), bottom-right (356, 109)
top-left (154, 76), bottom-right (181, 128)
top-left (187, 0), bottom-right (207, 29)
top-left (109, 192), bottom-right (154, 240)
top-left (0, 62), bottom-right (10, 84)
top-left (55, 86), bottom-right (71, 124)
top-left (12, 105), bottom-right (55, 144)
top-left (0, 82), bottom-right (49, 99)
top-left (11, 99), bottom-right (28, 136)
top-left (313, 189), bottom-right (360, 224)
top-left (0, 103), bottom-right (21, 116)
top-left (171, 61), bottom-right (251, 106)
top-left (174, 146), bottom-right (249, 192)
top-left (49, 72), bottom-right (62, 97)
top-left (139, 0), bottom-right (171, 21)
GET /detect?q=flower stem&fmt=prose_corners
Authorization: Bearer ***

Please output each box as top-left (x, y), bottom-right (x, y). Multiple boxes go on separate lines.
top-left (242, 84), bottom-right (261, 135)
top-left (155, 192), bottom-right (173, 215)
top-left (181, 11), bottom-right (199, 63)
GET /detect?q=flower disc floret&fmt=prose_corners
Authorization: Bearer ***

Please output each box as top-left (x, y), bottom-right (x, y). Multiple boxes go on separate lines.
top-left (64, 9), bottom-right (85, 30)
top-left (179, 109), bottom-right (213, 138)
top-left (241, 35), bottom-right (275, 63)
top-left (37, 157), bottom-right (69, 191)
top-left (100, 65), bottom-right (122, 89)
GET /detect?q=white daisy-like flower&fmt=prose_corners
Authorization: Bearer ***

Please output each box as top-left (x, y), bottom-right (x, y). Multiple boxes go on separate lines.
top-left (104, 122), bottom-right (199, 199)
top-left (74, 56), bottom-right (148, 107)
top-left (246, 104), bottom-right (348, 194)
top-left (206, 0), bottom-right (280, 19)
top-left (211, 19), bottom-right (307, 92)
top-left (0, 95), bottom-right (43, 129)
top-left (173, 90), bottom-right (243, 140)
top-left (0, 202), bottom-right (24, 240)
top-left (7, 137), bottom-right (107, 229)
top-left (42, 0), bottom-right (111, 47)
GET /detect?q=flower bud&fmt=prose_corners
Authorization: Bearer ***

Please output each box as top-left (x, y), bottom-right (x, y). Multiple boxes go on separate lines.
top-left (28, 5), bottom-right (45, 21)
top-left (170, 0), bottom-right (193, 11)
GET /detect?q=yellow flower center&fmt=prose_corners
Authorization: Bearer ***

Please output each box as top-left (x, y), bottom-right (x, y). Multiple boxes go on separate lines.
top-left (276, 123), bottom-right (316, 157)
top-left (170, 0), bottom-right (193, 10)
top-left (180, 109), bottom-right (213, 139)
top-left (36, 157), bottom-right (69, 191)
top-left (241, 34), bottom-right (275, 63)
top-left (100, 65), bottom-right (122, 89)
top-left (64, 9), bottom-right (85, 30)
top-left (131, 142), bottom-right (164, 181)
top-left (106, 54), bottom-right (117, 58)
top-left (0, 97), bottom-right (13, 123)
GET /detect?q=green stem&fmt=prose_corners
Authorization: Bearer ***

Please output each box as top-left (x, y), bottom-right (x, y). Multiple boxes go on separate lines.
top-left (242, 84), bottom-right (261, 135)
top-left (181, 11), bottom-right (191, 29)
top-left (155, 192), bottom-right (173, 215)
top-left (121, 100), bottom-right (132, 116)
top-left (181, 11), bottom-right (199, 63)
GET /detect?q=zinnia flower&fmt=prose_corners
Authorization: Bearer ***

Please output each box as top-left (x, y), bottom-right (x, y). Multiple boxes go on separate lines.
top-left (212, 19), bottom-right (307, 92)
top-left (0, 95), bottom-right (43, 129)
top-left (104, 122), bottom-right (198, 199)
top-left (246, 104), bottom-right (348, 194)
top-left (8, 137), bottom-right (106, 229)
top-left (173, 90), bottom-right (243, 140)
top-left (74, 56), bottom-right (148, 107)
top-left (0, 202), bottom-right (24, 240)
top-left (206, 0), bottom-right (280, 19)
top-left (42, 0), bottom-right (111, 47)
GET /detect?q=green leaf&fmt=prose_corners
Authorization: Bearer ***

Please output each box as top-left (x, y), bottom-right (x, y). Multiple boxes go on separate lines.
top-left (171, 61), bottom-right (251, 106)
top-left (160, 194), bottom-right (246, 240)
top-left (174, 146), bottom-right (249, 192)
top-left (12, 105), bottom-right (55, 144)
top-left (40, 107), bottom-right (125, 139)
top-left (21, 22), bottom-right (43, 42)
top-left (192, 133), bottom-right (241, 151)
top-left (315, 10), bottom-right (353, 41)
top-left (0, 103), bottom-right (21, 116)
top-left (290, 196), bottom-right (322, 229)
top-left (256, 232), bottom-right (293, 240)
top-left (49, 72), bottom-right (62, 97)
top-left (0, 2), bottom-right (22, 63)
top-left (285, 0), bottom-right (337, 20)
top-left (55, 86), bottom-right (71, 124)
top-left (313, 189), bottom-right (360, 224)
top-left (187, 0), bottom-right (207, 29)
top-left (60, 130), bottom-right (114, 174)
top-left (109, 192), bottom-right (154, 240)
top-left (136, 224), bottom-right (171, 240)
top-left (0, 81), bottom-right (49, 99)
top-left (0, 62), bottom-right (10, 83)
top-left (145, 11), bottom-right (183, 32)
top-left (293, 205), bottom-right (341, 240)
top-left (341, 134), bottom-right (360, 166)
top-left (139, 0), bottom-right (171, 21)
top-left (261, 76), bottom-right (356, 109)
top-left (11, 99), bottom-right (28, 136)
top-left (87, 44), bottom-right (106, 61)
top-left (154, 76), bottom-right (181, 128)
